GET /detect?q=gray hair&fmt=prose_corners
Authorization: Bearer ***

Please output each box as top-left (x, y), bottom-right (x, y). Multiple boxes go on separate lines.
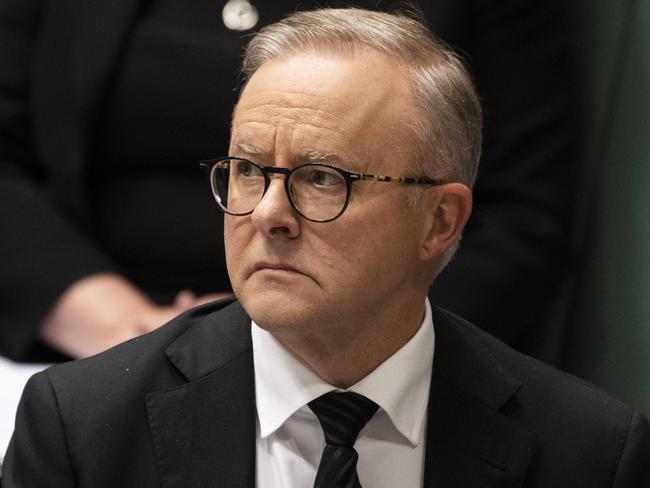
top-left (240, 8), bottom-right (483, 188)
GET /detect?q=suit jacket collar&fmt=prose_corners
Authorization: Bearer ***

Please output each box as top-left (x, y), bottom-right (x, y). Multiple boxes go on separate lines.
top-left (146, 301), bottom-right (536, 487)
top-left (424, 307), bottom-right (536, 487)
top-left (164, 299), bottom-right (251, 382)
top-left (146, 300), bottom-right (256, 487)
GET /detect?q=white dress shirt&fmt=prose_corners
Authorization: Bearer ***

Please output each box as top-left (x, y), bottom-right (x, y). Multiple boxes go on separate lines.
top-left (252, 299), bottom-right (435, 488)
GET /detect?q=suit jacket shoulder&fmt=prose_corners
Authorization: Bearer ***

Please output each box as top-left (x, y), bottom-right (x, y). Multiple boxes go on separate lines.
top-left (429, 306), bottom-right (650, 487)
top-left (3, 298), bottom-right (257, 487)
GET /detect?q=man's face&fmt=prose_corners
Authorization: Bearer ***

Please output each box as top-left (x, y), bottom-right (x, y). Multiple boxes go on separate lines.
top-left (225, 52), bottom-right (433, 341)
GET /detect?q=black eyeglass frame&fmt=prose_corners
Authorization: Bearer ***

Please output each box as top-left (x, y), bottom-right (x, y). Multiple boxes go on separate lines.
top-left (199, 157), bottom-right (446, 223)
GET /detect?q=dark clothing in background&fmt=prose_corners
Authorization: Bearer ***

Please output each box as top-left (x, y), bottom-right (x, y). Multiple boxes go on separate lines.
top-left (0, 0), bottom-right (574, 361)
top-left (4, 300), bottom-right (648, 486)
top-left (90, 0), bottom-right (237, 299)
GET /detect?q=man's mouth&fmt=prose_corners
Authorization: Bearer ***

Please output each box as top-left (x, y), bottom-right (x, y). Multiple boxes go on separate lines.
top-left (252, 262), bottom-right (301, 274)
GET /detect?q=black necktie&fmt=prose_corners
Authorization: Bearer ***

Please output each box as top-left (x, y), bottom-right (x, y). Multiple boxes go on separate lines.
top-left (308, 391), bottom-right (379, 488)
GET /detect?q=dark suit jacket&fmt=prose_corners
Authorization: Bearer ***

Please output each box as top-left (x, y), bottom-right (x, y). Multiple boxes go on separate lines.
top-left (4, 299), bottom-right (648, 487)
top-left (0, 0), bottom-right (575, 361)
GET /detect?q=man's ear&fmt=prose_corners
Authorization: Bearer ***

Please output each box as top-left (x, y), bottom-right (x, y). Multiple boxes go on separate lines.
top-left (418, 183), bottom-right (472, 261)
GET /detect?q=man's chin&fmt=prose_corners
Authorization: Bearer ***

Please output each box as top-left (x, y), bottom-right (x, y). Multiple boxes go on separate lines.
top-left (239, 288), bottom-right (318, 332)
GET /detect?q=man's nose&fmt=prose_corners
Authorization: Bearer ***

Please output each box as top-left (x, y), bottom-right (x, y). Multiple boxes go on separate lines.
top-left (251, 177), bottom-right (300, 238)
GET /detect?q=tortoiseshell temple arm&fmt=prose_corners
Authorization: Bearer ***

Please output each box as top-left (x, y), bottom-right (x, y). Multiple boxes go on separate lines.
top-left (354, 173), bottom-right (445, 186)
top-left (199, 158), bottom-right (446, 186)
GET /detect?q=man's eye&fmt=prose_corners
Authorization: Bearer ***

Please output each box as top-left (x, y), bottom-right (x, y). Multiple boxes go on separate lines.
top-left (236, 162), bottom-right (255, 177)
top-left (307, 170), bottom-right (343, 187)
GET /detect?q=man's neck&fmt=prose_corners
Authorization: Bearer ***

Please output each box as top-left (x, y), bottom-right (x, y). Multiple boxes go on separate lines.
top-left (269, 298), bottom-right (427, 388)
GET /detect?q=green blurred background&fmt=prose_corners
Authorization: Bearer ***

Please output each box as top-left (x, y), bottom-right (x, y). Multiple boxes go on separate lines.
top-left (550, 0), bottom-right (650, 414)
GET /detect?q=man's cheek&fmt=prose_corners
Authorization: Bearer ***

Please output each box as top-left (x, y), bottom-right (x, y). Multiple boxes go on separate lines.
top-left (308, 237), bottom-right (350, 274)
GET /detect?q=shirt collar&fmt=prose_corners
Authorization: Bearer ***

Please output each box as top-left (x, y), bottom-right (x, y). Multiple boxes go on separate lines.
top-left (252, 299), bottom-right (434, 446)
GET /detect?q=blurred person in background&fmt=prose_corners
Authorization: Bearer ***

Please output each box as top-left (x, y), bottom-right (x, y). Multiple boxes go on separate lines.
top-left (0, 0), bottom-right (573, 361)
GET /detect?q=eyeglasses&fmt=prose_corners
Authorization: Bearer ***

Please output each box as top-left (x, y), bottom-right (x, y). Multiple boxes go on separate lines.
top-left (200, 157), bottom-right (445, 223)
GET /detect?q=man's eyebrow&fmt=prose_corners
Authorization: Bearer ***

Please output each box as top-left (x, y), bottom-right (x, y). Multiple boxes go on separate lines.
top-left (234, 143), bottom-right (264, 155)
top-left (301, 150), bottom-right (343, 164)
top-left (234, 145), bottom-right (344, 164)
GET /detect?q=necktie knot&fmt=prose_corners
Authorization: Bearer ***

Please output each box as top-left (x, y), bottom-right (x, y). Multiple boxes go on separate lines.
top-left (308, 391), bottom-right (379, 447)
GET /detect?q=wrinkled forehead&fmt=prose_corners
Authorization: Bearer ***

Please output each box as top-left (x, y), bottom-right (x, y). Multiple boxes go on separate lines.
top-left (231, 52), bottom-right (417, 170)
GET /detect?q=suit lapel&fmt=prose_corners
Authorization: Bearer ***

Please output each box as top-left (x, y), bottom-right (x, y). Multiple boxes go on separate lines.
top-left (423, 308), bottom-right (537, 487)
top-left (146, 301), bottom-right (256, 488)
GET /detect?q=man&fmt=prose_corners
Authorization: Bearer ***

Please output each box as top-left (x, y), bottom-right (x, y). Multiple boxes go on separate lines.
top-left (3, 8), bottom-right (648, 487)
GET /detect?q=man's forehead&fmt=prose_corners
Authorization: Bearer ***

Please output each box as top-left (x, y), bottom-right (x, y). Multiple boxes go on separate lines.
top-left (235, 52), bottom-right (410, 116)
top-left (231, 52), bottom-right (416, 169)
top-left (230, 120), bottom-right (363, 169)
top-left (233, 92), bottom-right (349, 129)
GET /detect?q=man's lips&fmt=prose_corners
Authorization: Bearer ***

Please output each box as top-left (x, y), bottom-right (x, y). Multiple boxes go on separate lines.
top-left (252, 262), bottom-right (302, 274)
top-left (248, 261), bottom-right (318, 285)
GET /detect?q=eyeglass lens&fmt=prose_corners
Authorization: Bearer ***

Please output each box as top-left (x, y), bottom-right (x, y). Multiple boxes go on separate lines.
top-left (211, 159), bottom-right (349, 221)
